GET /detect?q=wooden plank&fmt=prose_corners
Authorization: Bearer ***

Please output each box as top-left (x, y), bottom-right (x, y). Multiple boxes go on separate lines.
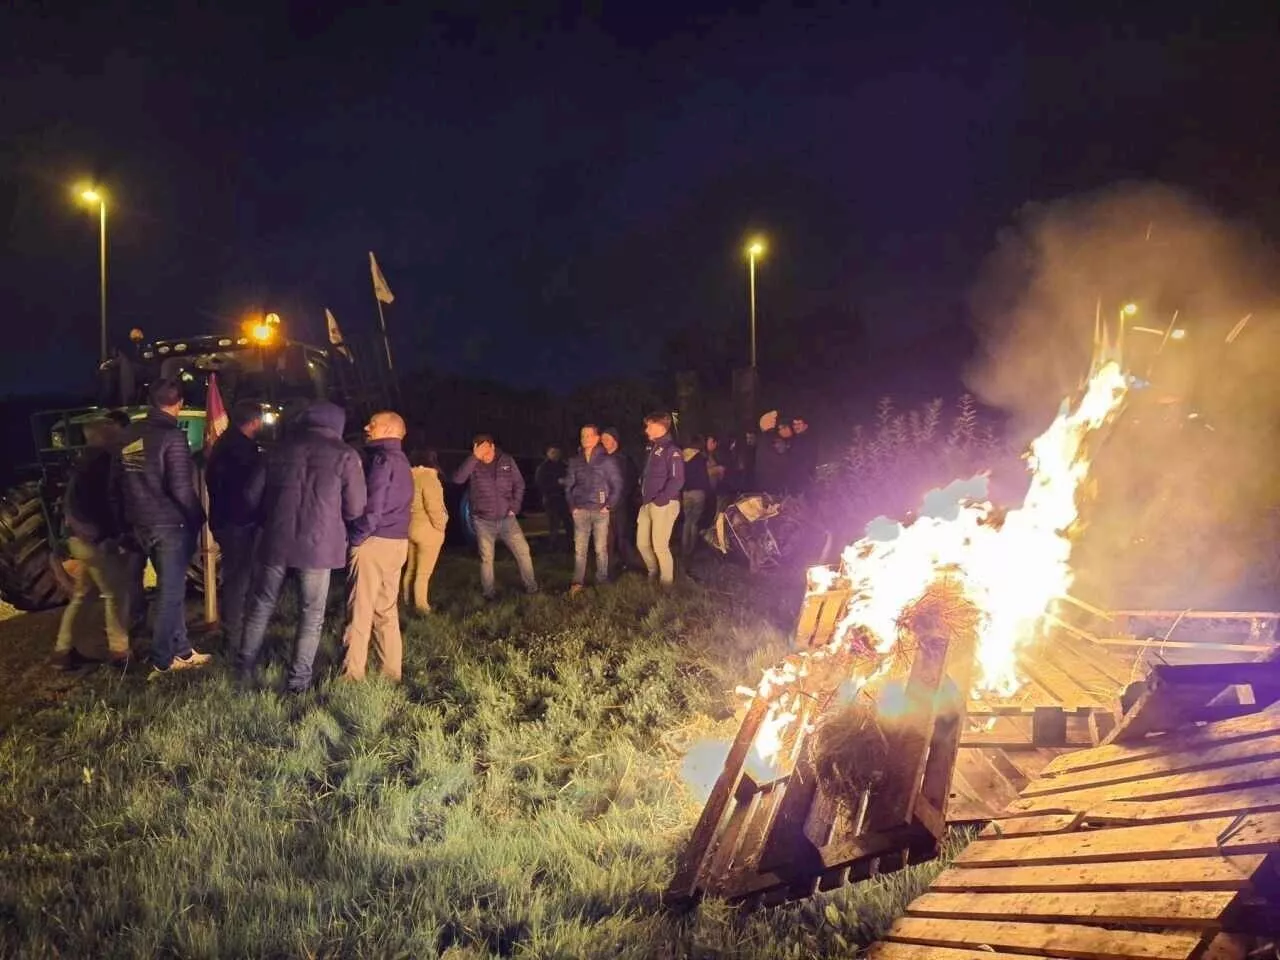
top-left (932, 855), bottom-right (1265, 893)
top-left (955, 813), bottom-right (1280, 867)
top-left (907, 890), bottom-right (1236, 927)
top-left (666, 695), bottom-right (770, 901)
top-left (1151, 662), bottom-right (1280, 687)
top-left (868, 944), bottom-right (1058, 960)
top-left (883, 916), bottom-right (1206, 960)
top-left (813, 589), bottom-right (850, 645)
top-left (1095, 638), bottom-right (1276, 654)
top-left (979, 813), bottom-right (1084, 838)
top-left (1104, 684), bottom-right (1232, 745)
top-left (1023, 730), bottom-right (1280, 798)
top-left (1055, 633), bottom-right (1134, 689)
top-left (1109, 610), bottom-right (1280, 621)
top-left (1020, 653), bottom-right (1109, 708)
top-left (1007, 755), bottom-right (1280, 814)
top-left (868, 632), bottom-right (951, 831)
top-left (1087, 786), bottom-right (1280, 825)
top-left (1040, 704), bottom-right (1280, 777)
top-left (704, 790), bottom-right (757, 883)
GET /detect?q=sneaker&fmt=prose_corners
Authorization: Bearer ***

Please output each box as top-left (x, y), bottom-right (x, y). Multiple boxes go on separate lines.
top-left (171, 650), bottom-right (212, 670)
top-left (568, 584), bottom-right (584, 597)
top-left (106, 651), bottom-right (131, 668)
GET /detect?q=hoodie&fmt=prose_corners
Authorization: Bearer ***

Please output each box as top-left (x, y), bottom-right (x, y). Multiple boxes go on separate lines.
top-left (246, 401), bottom-right (368, 569)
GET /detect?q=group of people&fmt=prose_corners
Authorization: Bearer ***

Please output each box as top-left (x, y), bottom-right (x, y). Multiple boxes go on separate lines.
top-left (54, 380), bottom-right (706, 691)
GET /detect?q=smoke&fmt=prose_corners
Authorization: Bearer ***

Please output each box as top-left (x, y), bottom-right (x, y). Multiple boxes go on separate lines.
top-left (966, 183), bottom-right (1280, 608)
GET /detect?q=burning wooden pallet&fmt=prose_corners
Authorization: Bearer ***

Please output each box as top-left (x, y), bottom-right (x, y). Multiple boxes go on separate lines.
top-left (870, 669), bottom-right (1280, 960)
top-left (666, 584), bottom-right (978, 907)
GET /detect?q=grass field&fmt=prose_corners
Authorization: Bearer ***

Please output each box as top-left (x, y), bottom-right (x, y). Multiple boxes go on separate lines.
top-left (0, 551), bottom-right (960, 958)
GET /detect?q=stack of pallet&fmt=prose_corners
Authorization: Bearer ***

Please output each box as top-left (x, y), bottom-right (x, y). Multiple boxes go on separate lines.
top-left (870, 662), bottom-right (1280, 960)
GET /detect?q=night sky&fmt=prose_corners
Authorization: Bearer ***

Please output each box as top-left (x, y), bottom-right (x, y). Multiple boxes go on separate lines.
top-left (2, 2), bottom-right (1278, 398)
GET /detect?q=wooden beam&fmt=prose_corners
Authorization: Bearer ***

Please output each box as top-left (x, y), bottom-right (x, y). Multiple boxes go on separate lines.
top-left (1040, 704), bottom-right (1280, 778)
top-left (1023, 730), bottom-right (1280, 798)
top-left (906, 890), bottom-right (1236, 927)
top-left (932, 855), bottom-right (1265, 893)
top-left (955, 812), bottom-right (1280, 867)
top-left (1086, 786), bottom-right (1280, 825)
top-left (1007, 755), bottom-right (1280, 815)
top-left (867, 943), bottom-right (1048, 960)
top-left (883, 916), bottom-right (1206, 960)
top-left (1109, 611), bottom-right (1280, 621)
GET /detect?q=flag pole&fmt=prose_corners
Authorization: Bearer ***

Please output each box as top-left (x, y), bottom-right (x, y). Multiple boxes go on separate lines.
top-left (374, 297), bottom-right (400, 405)
top-left (199, 471), bottom-right (218, 625)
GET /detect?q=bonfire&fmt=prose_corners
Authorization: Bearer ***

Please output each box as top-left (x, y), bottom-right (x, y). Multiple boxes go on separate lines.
top-left (685, 361), bottom-right (1130, 795)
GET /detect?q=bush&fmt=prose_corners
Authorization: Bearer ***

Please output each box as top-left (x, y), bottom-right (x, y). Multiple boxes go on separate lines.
top-left (814, 395), bottom-right (1001, 544)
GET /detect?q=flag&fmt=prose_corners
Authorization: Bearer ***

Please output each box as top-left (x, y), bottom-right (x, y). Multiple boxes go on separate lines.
top-left (325, 308), bottom-right (352, 359)
top-left (204, 372), bottom-right (229, 450)
top-left (369, 251), bottom-right (395, 304)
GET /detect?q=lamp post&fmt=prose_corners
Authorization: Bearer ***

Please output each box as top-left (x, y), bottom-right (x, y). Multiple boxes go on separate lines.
top-left (746, 237), bottom-right (766, 369)
top-left (77, 186), bottom-right (108, 363)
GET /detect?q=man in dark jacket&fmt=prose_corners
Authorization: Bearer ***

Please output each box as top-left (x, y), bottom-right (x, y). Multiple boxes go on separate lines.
top-left (343, 410), bottom-right (413, 682)
top-left (205, 399), bottom-right (263, 657)
top-left (236, 401), bottom-right (367, 692)
top-left (453, 434), bottom-right (538, 599)
top-left (679, 436), bottom-right (713, 557)
top-left (534, 445), bottom-right (571, 552)
top-left (564, 423), bottom-right (622, 593)
top-left (754, 410), bottom-right (793, 496)
top-left (637, 411), bottom-right (685, 585)
top-left (601, 427), bottom-right (641, 575)
top-left (54, 415), bottom-right (131, 669)
top-left (114, 379), bottom-right (212, 677)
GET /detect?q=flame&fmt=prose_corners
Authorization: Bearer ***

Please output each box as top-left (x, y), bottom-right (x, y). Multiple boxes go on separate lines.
top-left (683, 363), bottom-right (1128, 783)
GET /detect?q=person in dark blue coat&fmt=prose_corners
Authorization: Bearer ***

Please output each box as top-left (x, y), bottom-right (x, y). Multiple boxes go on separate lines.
top-left (453, 434), bottom-right (538, 599)
top-left (636, 411), bottom-right (685, 585)
top-left (236, 401), bottom-right (367, 692)
top-left (113, 379), bottom-right (211, 677)
top-left (205, 399), bottom-right (264, 657)
top-left (564, 423), bottom-right (622, 593)
top-left (343, 410), bottom-right (413, 683)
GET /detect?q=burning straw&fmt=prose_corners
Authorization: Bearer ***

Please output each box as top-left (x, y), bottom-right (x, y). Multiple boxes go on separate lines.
top-left (810, 579), bottom-right (980, 810)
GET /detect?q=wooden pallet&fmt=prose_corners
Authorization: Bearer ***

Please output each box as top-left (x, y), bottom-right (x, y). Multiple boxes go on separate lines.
top-left (667, 607), bottom-right (976, 907)
top-left (870, 694), bottom-right (1280, 960)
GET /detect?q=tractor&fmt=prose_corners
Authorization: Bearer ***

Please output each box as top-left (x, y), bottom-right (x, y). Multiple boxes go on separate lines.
top-left (0, 316), bottom-right (388, 611)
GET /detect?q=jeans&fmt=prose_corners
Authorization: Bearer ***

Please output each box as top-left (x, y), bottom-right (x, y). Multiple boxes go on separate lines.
top-left (680, 490), bottom-right (707, 557)
top-left (637, 500), bottom-right (681, 584)
top-left (140, 526), bottom-right (197, 669)
top-left (214, 525), bottom-right (258, 656)
top-left (237, 565), bottom-right (332, 691)
top-left (344, 537), bottom-right (409, 681)
top-left (572, 508), bottom-right (611, 586)
top-left (544, 499), bottom-right (572, 552)
top-left (56, 537), bottom-right (130, 655)
top-left (474, 515), bottom-right (537, 598)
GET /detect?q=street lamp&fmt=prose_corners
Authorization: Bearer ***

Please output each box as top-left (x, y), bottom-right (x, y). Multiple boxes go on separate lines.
top-left (76, 185), bottom-right (108, 363)
top-left (746, 237), bottom-right (766, 369)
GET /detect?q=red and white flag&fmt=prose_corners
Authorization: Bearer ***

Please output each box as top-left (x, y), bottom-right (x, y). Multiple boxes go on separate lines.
top-left (204, 372), bottom-right (229, 449)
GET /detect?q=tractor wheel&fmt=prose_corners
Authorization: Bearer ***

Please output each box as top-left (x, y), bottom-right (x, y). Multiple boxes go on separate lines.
top-left (0, 481), bottom-right (70, 611)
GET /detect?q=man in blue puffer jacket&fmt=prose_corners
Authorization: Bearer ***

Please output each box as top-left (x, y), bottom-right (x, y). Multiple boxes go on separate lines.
top-left (236, 401), bottom-right (367, 692)
top-left (113, 378), bottom-right (211, 677)
top-left (343, 410), bottom-right (413, 682)
top-left (564, 423), bottom-right (622, 593)
top-left (453, 434), bottom-right (538, 599)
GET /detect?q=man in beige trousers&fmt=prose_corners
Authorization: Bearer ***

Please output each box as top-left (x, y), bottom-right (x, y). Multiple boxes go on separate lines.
top-left (344, 411), bottom-right (413, 682)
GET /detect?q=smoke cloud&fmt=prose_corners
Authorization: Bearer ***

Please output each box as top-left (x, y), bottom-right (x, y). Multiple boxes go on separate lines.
top-left (965, 183), bottom-right (1280, 608)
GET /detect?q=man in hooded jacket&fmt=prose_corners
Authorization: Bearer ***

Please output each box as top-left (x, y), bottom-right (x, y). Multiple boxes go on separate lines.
top-left (237, 401), bottom-right (367, 692)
